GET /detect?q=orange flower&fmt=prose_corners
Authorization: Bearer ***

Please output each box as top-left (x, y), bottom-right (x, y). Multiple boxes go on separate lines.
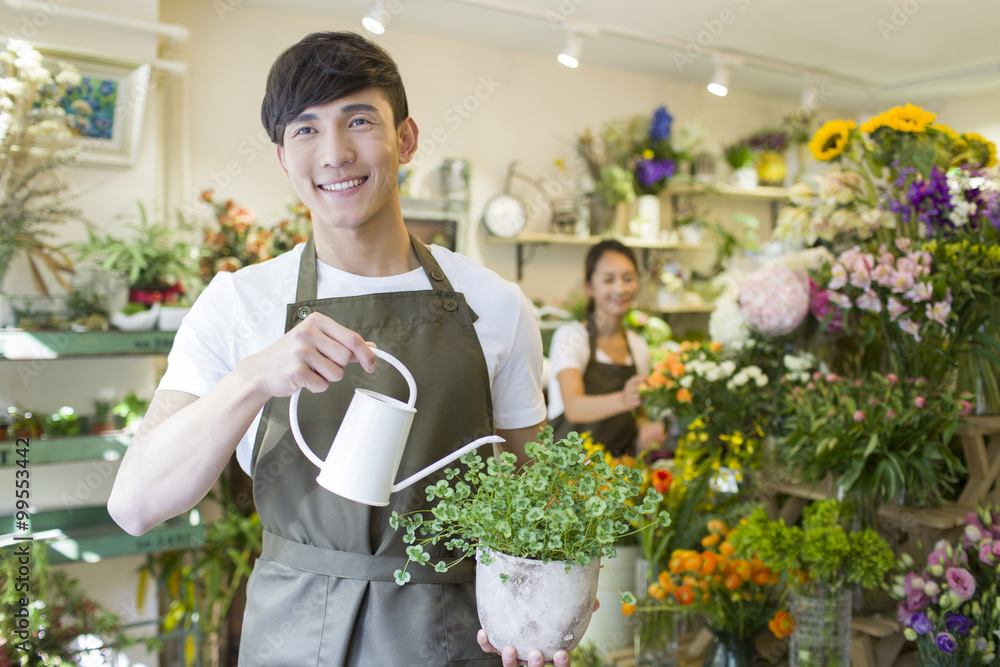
top-left (752, 566), bottom-right (772, 586)
top-left (651, 469), bottom-right (673, 494)
top-left (674, 585), bottom-right (696, 605)
top-left (699, 551), bottom-right (718, 576)
top-left (709, 341), bottom-right (723, 353)
top-left (682, 553), bottom-right (702, 573)
top-left (657, 570), bottom-right (675, 592)
top-left (768, 610), bottom-right (794, 639)
top-left (668, 552), bottom-right (687, 575)
top-left (723, 572), bottom-right (742, 591)
top-left (646, 372), bottom-right (667, 389)
top-left (676, 388), bottom-right (693, 403)
top-left (701, 533), bottom-right (720, 548)
top-left (718, 541), bottom-right (736, 557)
top-left (706, 519), bottom-right (727, 534)
top-left (668, 361), bottom-right (686, 378)
top-left (732, 560), bottom-right (752, 582)
top-left (648, 583), bottom-right (667, 600)
top-left (622, 601), bottom-right (636, 616)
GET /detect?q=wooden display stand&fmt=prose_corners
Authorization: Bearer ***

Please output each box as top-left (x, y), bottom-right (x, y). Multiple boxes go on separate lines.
top-left (756, 415), bottom-right (1000, 667)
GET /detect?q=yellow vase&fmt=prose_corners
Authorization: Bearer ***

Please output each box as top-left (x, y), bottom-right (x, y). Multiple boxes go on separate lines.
top-left (756, 151), bottom-right (787, 186)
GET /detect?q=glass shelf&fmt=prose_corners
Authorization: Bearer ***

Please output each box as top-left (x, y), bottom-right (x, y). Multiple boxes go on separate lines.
top-left (0, 330), bottom-right (176, 360)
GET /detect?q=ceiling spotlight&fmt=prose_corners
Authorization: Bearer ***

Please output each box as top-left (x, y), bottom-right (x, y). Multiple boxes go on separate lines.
top-left (362, 0), bottom-right (387, 35)
top-left (557, 30), bottom-right (581, 69)
top-left (707, 62), bottom-right (729, 97)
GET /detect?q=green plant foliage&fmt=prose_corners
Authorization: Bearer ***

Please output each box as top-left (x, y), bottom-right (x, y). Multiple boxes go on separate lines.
top-left (728, 500), bottom-right (895, 594)
top-left (391, 427), bottom-right (671, 602)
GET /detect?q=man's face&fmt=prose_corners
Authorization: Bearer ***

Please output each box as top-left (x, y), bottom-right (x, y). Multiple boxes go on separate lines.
top-left (276, 89), bottom-right (417, 233)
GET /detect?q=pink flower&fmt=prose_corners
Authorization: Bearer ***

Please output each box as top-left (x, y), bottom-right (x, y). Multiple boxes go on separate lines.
top-left (850, 268), bottom-right (871, 290)
top-left (891, 271), bottom-right (915, 293)
top-left (826, 373), bottom-right (839, 383)
top-left (926, 301), bottom-right (951, 326)
top-left (828, 292), bottom-right (852, 309)
top-left (914, 396), bottom-right (926, 409)
top-left (945, 567), bottom-right (976, 601)
top-left (899, 319), bottom-right (923, 342)
top-left (959, 400), bottom-right (973, 416)
top-left (895, 237), bottom-right (912, 253)
top-left (827, 263), bottom-right (848, 290)
top-left (839, 246), bottom-right (874, 275)
top-left (739, 265), bottom-right (810, 337)
top-left (856, 290), bottom-right (883, 313)
top-left (887, 409), bottom-right (898, 419)
top-left (979, 540), bottom-right (997, 566)
top-left (887, 373), bottom-right (899, 386)
top-left (853, 410), bottom-right (866, 423)
top-left (904, 282), bottom-right (933, 302)
top-left (887, 297), bottom-right (909, 321)
top-left (808, 280), bottom-right (844, 332)
top-left (873, 263), bottom-right (895, 287)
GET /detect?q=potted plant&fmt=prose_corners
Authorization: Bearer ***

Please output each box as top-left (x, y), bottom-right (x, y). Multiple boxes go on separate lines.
top-left (70, 202), bottom-right (200, 331)
top-left (723, 141), bottom-right (756, 189)
top-left (44, 405), bottom-right (81, 438)
top-left (391, 427), bottom-right (670, 659)
top-left (729, 501), bottom-right (895, 667)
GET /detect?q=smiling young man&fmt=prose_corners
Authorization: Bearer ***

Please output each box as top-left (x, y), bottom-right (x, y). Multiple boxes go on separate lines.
top-left (107, 32), bottom-right (556, 667)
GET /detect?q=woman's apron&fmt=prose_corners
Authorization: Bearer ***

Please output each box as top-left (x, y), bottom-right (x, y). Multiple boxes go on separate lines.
top-left (239, 236), bottom-right (501, 667)
top-left (550, 317), bottom-right (638, 456)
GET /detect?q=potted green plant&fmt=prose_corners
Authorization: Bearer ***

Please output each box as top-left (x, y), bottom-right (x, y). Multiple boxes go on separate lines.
top-left (44, 405), bottom-right (81, 438)
top-left (723, 141), bottom-right (756, 189)
top-left (70, 202), bottom-right (200, 331)
top-left (728, 501), bottom-right (895, 667)
top-left (391, 427), bottom-right (670, 659)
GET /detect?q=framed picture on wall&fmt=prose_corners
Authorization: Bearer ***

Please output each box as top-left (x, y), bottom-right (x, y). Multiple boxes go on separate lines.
top-left (37, 46), bottom-right (151, 168)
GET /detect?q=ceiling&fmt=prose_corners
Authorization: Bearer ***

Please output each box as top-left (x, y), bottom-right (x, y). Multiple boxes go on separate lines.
top-left (243, 0), bottom-right (1000, 111)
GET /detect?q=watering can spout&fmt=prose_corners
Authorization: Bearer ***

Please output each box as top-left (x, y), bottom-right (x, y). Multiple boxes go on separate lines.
top-left (391, 435), bottom-right (506, 493)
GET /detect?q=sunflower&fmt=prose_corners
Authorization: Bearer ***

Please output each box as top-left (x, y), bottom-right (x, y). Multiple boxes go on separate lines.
top-left (808, 119), bottom-right (856, 161)
top-left (931, 123), bottom-right (959, 142)
top-left (880, 103), bottom-right (937, 133)
top-left (859, 115), bottom-right (885, 134)
top-left (962, 131), bottom-right (998, 168)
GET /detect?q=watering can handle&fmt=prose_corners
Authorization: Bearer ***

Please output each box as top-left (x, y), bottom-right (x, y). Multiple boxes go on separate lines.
top-left (288, 348), bottom-right (419, 469)
top-left (391, 435), bottom-right (506, 493)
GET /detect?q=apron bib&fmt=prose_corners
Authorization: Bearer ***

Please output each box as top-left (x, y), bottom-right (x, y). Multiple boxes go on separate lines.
top-left (550, 317), bottom-right (638, 456)
top-left (239, 236), bottom-right (500, 667)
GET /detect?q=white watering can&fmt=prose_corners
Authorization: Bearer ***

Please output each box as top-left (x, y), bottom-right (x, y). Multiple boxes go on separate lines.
top-left (289, 348), bottom-right (504, 506)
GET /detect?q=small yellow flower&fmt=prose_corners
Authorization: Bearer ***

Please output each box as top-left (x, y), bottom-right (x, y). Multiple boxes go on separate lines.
top-left (642, 149), bottom-right (655, 160)
top-left (809, 120), bottom-right (856, 161)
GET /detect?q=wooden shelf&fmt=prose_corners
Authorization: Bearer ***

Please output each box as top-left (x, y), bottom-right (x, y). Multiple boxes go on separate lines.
top-left (0, 330), bottom-right (176, 359)
top-left (0, 432), bottom-right (130, 468)
top-left (489, 231), bottom-right (712, 251)
top-left (666, 182), bottom-right (791, 200)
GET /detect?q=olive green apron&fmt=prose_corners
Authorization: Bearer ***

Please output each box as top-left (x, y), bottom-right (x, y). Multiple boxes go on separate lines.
top-left (239, 236), bottom-right (501, 667)
top-left (550, 317), bottom-right (638, 456)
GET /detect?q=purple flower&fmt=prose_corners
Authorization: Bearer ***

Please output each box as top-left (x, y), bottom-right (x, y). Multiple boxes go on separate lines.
top-left (936, 632), bottom-right (958, 653)
top-left (945, 567), bottom-right (976, 601)
top-left (909, 612), bottom-right (933, 635)
top-left (945, 612), bottom-right (971, 636)
top-left (649, 106), bottom-right (673, 141)
top-left (635, 158), bottom-right (676, 187)
top-left (908, 167), bottom-right (952, 236)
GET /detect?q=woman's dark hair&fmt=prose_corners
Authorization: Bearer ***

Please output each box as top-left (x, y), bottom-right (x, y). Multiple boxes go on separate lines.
top-left (261, 31), bottom-right (409, 145)
top-left (584, 240), bottom-right (639, 315)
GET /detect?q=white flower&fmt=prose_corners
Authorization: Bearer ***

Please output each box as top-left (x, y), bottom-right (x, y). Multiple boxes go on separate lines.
top-left (719, 360), bottom-right (737, 377)
top-left (55, 68), bottom-right (82, 89)
top-left (70, 99), bottom-right (92, 116)
top-left (679, 375), bottom-right (694, 388)
top-left (755, 374), bottom-right (768, 387)
top-left (0, 76), bottom-right (24, 96)
top-left (788, 182), bottom-right (813, 206)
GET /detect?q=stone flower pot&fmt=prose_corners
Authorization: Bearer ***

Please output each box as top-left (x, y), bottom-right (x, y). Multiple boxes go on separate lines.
top-left (476, 548), bottom-right (600, 660)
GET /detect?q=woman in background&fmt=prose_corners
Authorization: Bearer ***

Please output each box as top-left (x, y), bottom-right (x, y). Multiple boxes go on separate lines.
top-left (548, 240), bottom-right (663, 455)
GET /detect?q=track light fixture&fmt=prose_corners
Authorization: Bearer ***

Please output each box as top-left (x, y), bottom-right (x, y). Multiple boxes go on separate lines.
top-left (557, 30), bottom-right (581, 69)
top-left (707, 60), bottom-right (729, 97)
top-left (362, 0), bottom-right (387, 35)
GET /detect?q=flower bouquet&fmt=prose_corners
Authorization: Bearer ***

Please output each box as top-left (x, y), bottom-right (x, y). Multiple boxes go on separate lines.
top-left (729, 501), bottom-right (895, 667)
top-left (780, 371), bottom-right (967, 508)
top-left (893, 505), bottom-right (1000, 666)
top-left (651, 519), bottom-right (789, 663)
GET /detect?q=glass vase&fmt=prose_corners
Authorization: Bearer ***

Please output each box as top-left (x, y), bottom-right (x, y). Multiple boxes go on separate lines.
top-left (634, 558), bottom-right (679, 667)
top-left (956, 349), bottom-right (1000, 416)
top-left (702, 629), bottom-right (755, 667)
top-left (789, 588), bottom-right (851, 667)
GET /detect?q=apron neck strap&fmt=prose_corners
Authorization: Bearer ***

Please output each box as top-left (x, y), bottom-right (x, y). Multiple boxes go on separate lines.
top-left (295, 233), bottom-right (458, 303)
top-left (586, 315), bottom-right (635, 366)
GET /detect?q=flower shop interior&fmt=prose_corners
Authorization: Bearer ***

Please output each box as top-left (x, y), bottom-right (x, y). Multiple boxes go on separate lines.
top-left (2, 0), bottom-right (1000, 665)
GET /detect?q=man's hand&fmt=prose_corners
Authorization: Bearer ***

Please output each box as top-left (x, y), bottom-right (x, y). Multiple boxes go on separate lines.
top-left (476, 630), bottom-right (570, 667)
top-left (236, 311), bottom-right (377, 400)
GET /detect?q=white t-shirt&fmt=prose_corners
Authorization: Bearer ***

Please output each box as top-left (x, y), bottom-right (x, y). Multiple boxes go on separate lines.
top-left (158, 242), bottom-right (546, 474)
top-left (546, 320), bottom-right (650, 421)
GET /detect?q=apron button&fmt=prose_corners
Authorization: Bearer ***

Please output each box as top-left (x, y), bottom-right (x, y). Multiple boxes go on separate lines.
top-left (430, 269), bottom-right (445, 281)
top-left (443, 298), bottom-right (458, 312)
top-left (297, 305), bottom-right (312, 319)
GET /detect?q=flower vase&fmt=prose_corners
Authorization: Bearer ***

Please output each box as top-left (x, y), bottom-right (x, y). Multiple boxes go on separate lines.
top-left (588, 193), bottom-right (616, 237)
top-left (789, 588), bottom-right (852, 667)
top-left (956, 349), bottom-right (1000, 415)
top-left (756, 151), bottom-right (787, 187)
top-left (731, 166), bottom-right (758, 190)
top-left (794, 142), bottom-right (810, 183)
top-left (631, 195), bottom-right (661, 241)
top-left (634, 558), bottom-right (680, 667)
top-left (702, 629), bottom-right (755, 667)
